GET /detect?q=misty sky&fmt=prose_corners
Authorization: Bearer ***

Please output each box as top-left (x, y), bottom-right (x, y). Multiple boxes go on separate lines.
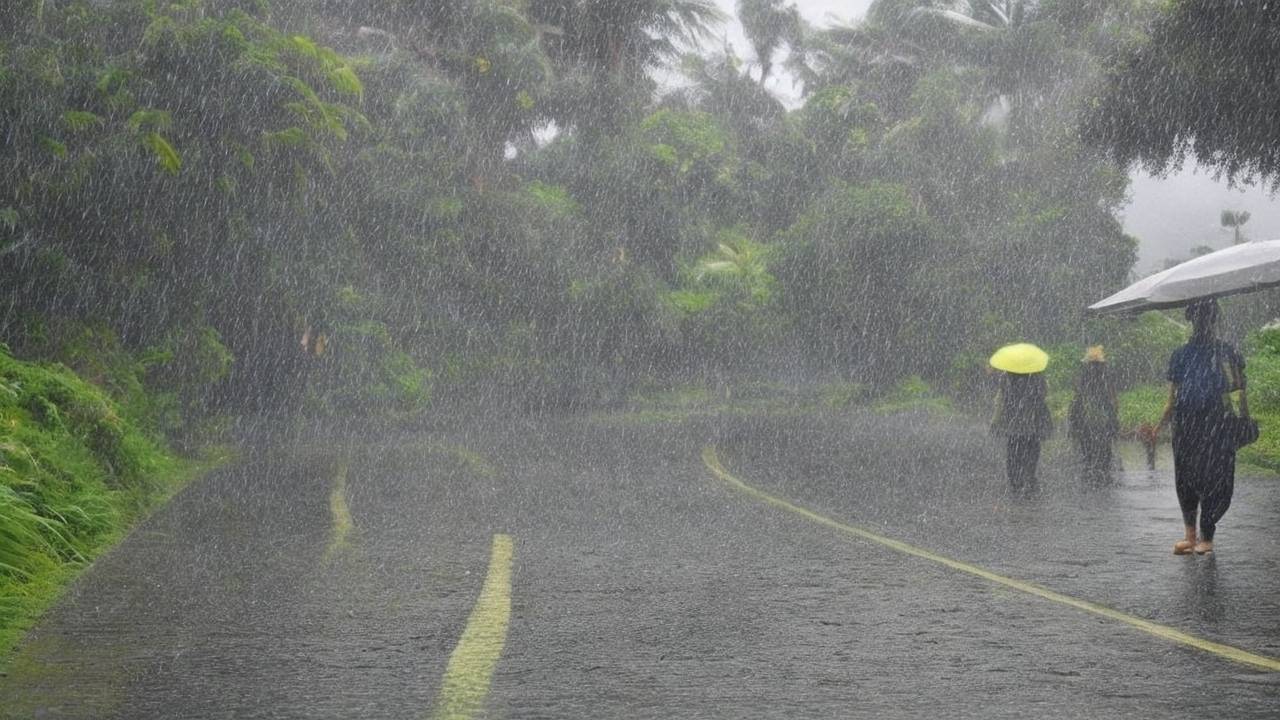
top-left (710, 0), bottom-right (1280, 275)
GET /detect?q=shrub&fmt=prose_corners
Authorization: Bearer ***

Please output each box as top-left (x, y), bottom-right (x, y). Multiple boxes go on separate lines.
top-left (0, 346), bottom-right (180, 653)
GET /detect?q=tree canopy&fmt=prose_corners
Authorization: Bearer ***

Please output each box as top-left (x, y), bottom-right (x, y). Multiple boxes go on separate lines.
top-left (0, 0), bottom-right (1148, 424)
top-left (1083, 1), bottom-right (1280, 187)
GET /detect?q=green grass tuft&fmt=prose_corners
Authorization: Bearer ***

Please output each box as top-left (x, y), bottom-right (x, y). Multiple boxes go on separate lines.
top-left (0, 346), bottom-right (209, 661)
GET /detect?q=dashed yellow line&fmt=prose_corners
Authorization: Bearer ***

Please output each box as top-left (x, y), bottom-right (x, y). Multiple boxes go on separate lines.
top-left (702, 446), bottom-right (1280, 673)
top-left (324, 462), bottom-right (353, 560)
top-left (431, 534), bottom-right (515, 720)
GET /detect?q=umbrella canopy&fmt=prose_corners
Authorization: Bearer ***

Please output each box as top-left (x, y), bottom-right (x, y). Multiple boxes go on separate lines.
top-left (1089, 240), bottom-right (1280, 315)
top-left (989, 343), bottom-right (1049, 375)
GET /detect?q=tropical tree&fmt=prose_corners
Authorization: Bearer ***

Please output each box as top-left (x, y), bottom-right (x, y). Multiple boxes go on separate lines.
top-left (667, 230), bottom-right (783, 377)
top-left (736, 0), bottom-right (802, 84)
top-left (1221, 210), bottom-right (1251, 245)
top-left (527, 0), bottom-right (725, 136)
top-left (909, 0), bottom-right (1030, 31)
top-left (0, 1), bottom-right (434, 418)
top-left (671, 51), bottom-right (786, 140)
top-left (783, 15), bottom-right (923, 119)
top-left (776, 181), bottom-right (938, 378)
top-left (529, 0), bottom-right (724, 75)
top-left (292, 0), bottom-right (555, 188)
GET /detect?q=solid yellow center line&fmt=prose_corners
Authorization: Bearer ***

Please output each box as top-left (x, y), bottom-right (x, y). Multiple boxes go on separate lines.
top-left (431, 534), bottom-right (515, 720)
top-left (324, 462), bottom-right (353, 559)
top-left (702, 446), bottom-right (1280, 673)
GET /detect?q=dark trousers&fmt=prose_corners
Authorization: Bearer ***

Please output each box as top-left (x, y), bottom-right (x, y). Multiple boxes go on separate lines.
top-left (1006, 436), bottom-right (1041, 492)
top-left (1173, 412), bottom-right (1236, 540)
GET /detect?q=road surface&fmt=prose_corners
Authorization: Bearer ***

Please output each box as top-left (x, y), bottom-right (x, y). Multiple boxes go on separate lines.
top-left (2, 409), bottom-right (1278, 718)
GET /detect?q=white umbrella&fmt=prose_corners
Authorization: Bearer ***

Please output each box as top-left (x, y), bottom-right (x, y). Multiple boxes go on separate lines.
top-left (1089, 239), bottom-right (1280, 315)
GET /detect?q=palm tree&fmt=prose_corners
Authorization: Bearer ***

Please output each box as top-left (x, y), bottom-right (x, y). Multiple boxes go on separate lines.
top-left (737, 0), bottom-right (802, 84)
top-left (909, 0), bottom-right (1029, 31)
top-left (528, 0), bottom-right (725, 135)
top-left (672, 51), bottom-right (786, 132)
top-left (889, 0), bottom-right (1105, 145)
top-left (786, 17), bottom-right (923, 119)
top-left (905, 1), bottom-right (1037, 99)
top-left (696, 239), bottom-right (772, 284)
top-left (1221, 210), bottom-right (1251, 245)
top-left (529, 0), bottom-right (724, 78)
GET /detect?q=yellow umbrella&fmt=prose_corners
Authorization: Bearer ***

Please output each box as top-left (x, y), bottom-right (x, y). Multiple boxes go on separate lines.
top-left (989, 343), bottom-right (1049, 374)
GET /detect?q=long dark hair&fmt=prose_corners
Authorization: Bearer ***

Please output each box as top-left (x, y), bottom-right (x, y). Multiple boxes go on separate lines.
top-left (1186, 299), bottom-right (1220, 343)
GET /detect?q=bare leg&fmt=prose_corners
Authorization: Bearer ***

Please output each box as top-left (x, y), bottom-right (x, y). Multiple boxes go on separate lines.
top-left (1174, 525), bottom-right (1196, 555)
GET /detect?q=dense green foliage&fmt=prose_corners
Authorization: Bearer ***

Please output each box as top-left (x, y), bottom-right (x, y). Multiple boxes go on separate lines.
top-left (1237, 328), bottom-right (1280, 472)
top-left (0, 345), bottom-right (187, 653)
top-left (1, 0), bottom-right (1148, 420)
top-left (1, 1), bottom-right (423, 420)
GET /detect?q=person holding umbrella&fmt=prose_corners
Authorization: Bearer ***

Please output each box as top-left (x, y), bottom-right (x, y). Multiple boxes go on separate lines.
top-left (1091, 241), bottom-right (1273, 555)
top-left (1155, 299), bottom-right (1248, 555)
top-left (990, 343), bottom-right (1053, 494)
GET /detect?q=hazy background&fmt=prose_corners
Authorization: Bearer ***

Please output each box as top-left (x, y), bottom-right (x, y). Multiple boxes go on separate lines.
top-left (1125, 168), bottom-right (1280, 273)
top-left (710, 0), bottom-right (1280, 276)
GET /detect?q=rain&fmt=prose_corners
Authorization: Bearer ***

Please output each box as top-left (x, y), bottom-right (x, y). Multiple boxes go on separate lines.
top-left (2, 1), bottom-right (1280, 717)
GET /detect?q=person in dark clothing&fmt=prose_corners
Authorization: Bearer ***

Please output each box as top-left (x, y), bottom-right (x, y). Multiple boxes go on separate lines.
top-left (992, 371), bottom-right (1053, 493)
top-left (1156, 299), bottom-right (1248, 555)
top-left (1069, 346), bottom-right (1119, 485)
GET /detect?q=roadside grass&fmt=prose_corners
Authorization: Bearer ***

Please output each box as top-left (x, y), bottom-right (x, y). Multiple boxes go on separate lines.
top-left (1072, 327), bottom-right (1280, 476)
top-left (1116, 383), bottom-right (1167, 435)
top-left (1117, 384), bottom-right (1280, 476)
top-left (0, 347), bottom-right (223, 661)
top-left (1241, 347), bottom-right (1280, 473)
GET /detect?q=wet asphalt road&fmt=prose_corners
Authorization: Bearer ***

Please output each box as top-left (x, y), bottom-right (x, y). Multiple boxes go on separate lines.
top-left (2, 409), bottom-right (1279, 718)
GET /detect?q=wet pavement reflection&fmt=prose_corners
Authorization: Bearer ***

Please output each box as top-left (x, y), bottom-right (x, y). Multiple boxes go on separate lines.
top-left (2, 409), bottom-right (1279, 718)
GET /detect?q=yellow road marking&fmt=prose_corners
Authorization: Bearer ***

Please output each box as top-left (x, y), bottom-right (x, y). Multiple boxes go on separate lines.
top-left (324, 462), bottom-right (353, 559)
top-left (431, 534), bottom-right (515, 720)
top-left (702, 447), bottom-right (1280, 673)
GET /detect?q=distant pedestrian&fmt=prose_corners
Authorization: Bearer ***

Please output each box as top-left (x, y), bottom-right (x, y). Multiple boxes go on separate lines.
top-left (1068, 346), bottom-right (1119, 485)
top-left (991, 370), bottom-right (1053, 494)
top-left (1155, 299), bottom-right (1248, 555)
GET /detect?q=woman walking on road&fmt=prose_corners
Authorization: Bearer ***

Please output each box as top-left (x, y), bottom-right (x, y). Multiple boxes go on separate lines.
top-left (1156, 299), bottom-right (1248, 556)
top-left (990, 344), bottom-right (1053, 494)
top-left (1069, 346), bottom-right (1119, 485)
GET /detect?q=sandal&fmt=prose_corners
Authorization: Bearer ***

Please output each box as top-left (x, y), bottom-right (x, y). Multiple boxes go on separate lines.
top-left (1173, 540), bottom-right (1195, 555)
top-left (1194, 541), bottom-right (1214, 555)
